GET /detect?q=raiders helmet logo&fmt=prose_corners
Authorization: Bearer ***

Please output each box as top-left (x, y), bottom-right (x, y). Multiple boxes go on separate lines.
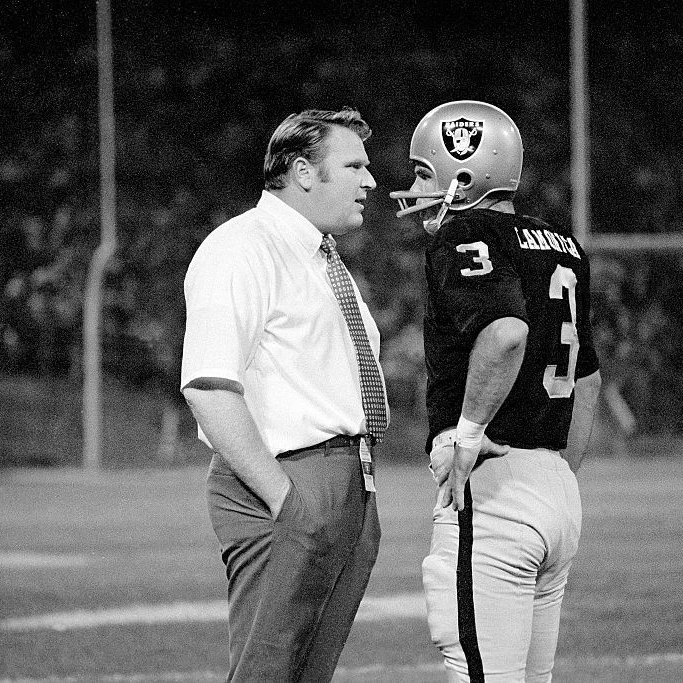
top-left (442, 118), bottom-right (483, 160)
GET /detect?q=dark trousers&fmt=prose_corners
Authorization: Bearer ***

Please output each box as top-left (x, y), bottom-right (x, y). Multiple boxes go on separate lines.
top-left (206, 443), bottom-right (381, 682)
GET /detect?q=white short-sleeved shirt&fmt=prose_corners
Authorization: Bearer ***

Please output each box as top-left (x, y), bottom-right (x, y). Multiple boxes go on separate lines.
top-left (181, 190), bottom-right (388, 455)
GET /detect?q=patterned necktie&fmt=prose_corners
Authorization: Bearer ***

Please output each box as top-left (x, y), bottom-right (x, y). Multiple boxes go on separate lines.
top-left (321, 234), bottom-right (388, 443)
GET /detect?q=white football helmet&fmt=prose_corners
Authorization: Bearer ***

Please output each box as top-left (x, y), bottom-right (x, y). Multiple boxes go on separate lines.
top-left (390, 100), bottom-right (524, 232)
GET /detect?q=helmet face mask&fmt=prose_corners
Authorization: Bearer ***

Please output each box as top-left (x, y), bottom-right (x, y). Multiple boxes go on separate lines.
top-left (391, 100), bottom-right (524, 232)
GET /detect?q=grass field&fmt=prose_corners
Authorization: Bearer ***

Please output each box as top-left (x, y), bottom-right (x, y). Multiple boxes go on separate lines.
top-left (1, 453), bottom-right (683, 682)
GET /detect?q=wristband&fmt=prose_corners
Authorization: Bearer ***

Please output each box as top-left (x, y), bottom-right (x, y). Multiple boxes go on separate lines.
top-left (455, 415), bottom-right (488, 449)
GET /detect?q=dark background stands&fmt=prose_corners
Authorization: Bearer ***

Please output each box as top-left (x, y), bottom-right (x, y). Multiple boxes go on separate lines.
top-left (2, 0), bottom-right (682, 466)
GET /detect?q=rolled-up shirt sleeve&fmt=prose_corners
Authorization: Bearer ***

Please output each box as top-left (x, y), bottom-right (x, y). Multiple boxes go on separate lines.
top-left (181, 234), bottom-right (268, 391)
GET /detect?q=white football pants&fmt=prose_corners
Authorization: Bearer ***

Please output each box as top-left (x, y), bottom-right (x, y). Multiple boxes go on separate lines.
top-left (422, 447), bottom-right (581, 682)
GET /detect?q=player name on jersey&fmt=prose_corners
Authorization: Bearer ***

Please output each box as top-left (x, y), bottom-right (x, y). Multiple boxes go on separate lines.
top-left (513, 227), bottom-right (581, 259)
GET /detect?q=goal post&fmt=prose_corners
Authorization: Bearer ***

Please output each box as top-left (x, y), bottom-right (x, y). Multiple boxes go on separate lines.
top-left (83, 0), bottom-right (118, 470)
top-left (585, 232), bottom-right (683, 254)
top-left (571, 0), bottom-right (683, 255)
top-left (570, 0), bottom-right (589, 249)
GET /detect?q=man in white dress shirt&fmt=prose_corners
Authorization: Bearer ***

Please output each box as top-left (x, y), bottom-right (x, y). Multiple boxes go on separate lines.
top-left (181, 108), bottom-right (388, 682)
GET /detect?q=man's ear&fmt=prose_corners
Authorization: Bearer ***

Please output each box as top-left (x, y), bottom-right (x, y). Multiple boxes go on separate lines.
top-left (292, 157), bottom-right (313, 190)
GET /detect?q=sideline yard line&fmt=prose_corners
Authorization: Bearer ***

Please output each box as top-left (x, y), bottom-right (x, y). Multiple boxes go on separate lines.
top-left (0, 552), bottom-right (91, 569)
top-left (3, 655), bottom-right (683, 682)
top-left (0, 671), bottom-right (440, 683)
top-left (0, 593), bottom-right (427, 632)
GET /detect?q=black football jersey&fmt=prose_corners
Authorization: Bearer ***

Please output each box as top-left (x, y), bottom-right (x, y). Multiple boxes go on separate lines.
top-left (424, 209), bottom-right (600, 452)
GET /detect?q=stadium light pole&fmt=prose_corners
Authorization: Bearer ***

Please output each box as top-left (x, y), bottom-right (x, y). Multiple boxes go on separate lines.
top-left (570, 0), bottom-right (590, 247)
top-left (83, 0), bottom-right (118, 470)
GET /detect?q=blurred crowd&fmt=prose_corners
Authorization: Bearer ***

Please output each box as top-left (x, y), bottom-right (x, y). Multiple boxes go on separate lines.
top-left (2, 9), bottom-right (682, 433)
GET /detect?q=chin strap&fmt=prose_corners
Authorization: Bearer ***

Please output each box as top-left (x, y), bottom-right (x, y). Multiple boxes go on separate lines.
top-left (423, 179), bottom-right (462, 234)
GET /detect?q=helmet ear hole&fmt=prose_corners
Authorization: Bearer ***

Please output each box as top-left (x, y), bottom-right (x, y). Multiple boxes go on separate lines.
top-left (456, 171), bottom-right (474, 189)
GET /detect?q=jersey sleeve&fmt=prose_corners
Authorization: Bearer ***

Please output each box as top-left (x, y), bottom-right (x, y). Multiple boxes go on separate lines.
top-left (180, 235), bottom-right (269, 391)
top-left (430, 231), bottom-right (529, 344)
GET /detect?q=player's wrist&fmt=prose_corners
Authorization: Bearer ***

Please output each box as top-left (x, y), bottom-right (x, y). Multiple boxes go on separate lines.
top-left (456, 416), bottom-right (488, 449)
top-left (432, 416), bottom-right (489, 452)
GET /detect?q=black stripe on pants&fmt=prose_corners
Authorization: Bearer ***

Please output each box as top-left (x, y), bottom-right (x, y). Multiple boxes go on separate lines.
top-left (457, 479), bottom-right (484, 682)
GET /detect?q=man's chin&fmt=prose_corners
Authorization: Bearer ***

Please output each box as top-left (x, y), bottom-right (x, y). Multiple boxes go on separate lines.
top-left (346, 214), bottom-right (365, 231)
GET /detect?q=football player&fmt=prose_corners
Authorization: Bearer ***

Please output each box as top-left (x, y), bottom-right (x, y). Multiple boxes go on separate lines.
top-left (391, 101), bottom-right (602, 682)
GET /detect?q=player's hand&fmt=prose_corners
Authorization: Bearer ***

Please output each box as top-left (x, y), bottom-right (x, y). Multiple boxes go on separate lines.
top-left (480, 435), bottom-right (510, 459)
top-left (429, 441), bottom-right (454, 486)
top-left (431, 435), bottom-right (508, 487)
top-left (441, 443), bottom-right (481, 512)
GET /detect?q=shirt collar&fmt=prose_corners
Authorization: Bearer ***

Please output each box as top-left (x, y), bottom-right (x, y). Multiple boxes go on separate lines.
top-left (257, 191), bottom-right (324, 258)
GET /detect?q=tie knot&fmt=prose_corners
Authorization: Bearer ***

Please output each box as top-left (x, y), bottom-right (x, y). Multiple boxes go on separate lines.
top-left (320, 234), bottom-right (337, 256)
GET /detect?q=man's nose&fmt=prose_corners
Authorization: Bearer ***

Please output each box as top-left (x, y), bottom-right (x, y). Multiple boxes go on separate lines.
top-left (362, 168), bottom-right (377, 190)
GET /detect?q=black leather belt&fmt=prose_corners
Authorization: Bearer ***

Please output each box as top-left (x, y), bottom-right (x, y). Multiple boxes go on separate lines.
top-left (279, 434), bottom-right (372, 458)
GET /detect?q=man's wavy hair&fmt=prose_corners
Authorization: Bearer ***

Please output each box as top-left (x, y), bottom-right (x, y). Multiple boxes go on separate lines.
top-left (263, 107), bottom-right (372, 190)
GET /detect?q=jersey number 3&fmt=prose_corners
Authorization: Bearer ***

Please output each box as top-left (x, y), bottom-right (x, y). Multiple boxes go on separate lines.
top-left (544, 265), bottom-right (579, 398)
top-left (457, 241), bottom-right (493, 276)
